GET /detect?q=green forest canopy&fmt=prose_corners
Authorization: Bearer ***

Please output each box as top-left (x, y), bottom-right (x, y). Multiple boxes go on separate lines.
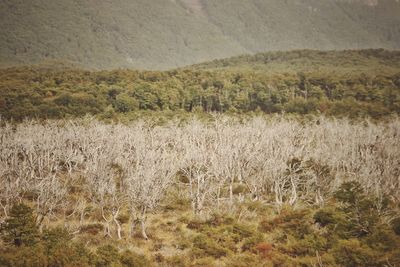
top-left (1, 49), bottom-right (399, 121)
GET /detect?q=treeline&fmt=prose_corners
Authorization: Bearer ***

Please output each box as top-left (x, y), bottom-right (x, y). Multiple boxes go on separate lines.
top-left (1, 50), bottom-right (399, 121)
top-left (189, 49), bottom-right (400, 72)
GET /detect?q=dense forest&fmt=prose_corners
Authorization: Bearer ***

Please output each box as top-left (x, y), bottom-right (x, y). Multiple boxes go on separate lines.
top-left (1, 50), bottom-right (400, 121)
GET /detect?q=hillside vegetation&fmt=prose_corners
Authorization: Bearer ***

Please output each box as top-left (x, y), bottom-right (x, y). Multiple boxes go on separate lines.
top-left (1, 0), bottom-right (400, 69)
top-left (1, 50), bottom-right (399, 121)
top-left (1, 48), bottom-right (400, 265)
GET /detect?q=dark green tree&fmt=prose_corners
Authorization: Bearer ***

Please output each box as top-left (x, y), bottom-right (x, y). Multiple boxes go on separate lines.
top-left (333, 181), bottom-right (381, 237)
top-left (1, 203), bottom-right (39, 247)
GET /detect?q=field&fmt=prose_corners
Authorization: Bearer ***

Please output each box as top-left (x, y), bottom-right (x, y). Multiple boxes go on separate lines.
top-left (1, 116), bottom-right (400, 266)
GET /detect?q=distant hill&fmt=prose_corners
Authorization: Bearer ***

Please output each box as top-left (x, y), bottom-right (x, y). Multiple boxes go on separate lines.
top-left (188, 49), bottom-right (400, 74)
top-left (1, 0), bottom-right (400, 70)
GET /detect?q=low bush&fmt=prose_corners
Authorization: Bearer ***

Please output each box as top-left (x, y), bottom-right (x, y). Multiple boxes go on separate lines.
top-left (224, 253), bottom-right (265, 267)
top-left (259, 208), bottom-right (312, 239)
top-left (232, 223), bottom-right (256, 240)
top-left (120, 250), bottom-right (151, 267)
top-left (331, 239), bottom-right (379, 267)
top-left (313, 208), bottom-right (338, 227)
top-left (254, 242), bottom-right (273, 259)
top-left (80, 223), bottom-right (104, 235)
top-left (95, 244), bottom-right (120, 267)
top-left (163, 254), bottom-right (190, 267)
top-left (241, 234), bottom-right (264, 252)
top-left (192, 234), bottom-right (230, 258)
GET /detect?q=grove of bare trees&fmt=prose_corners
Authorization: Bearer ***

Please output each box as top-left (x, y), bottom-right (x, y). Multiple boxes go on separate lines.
top-left (0, 116), bottom-right (399, 239)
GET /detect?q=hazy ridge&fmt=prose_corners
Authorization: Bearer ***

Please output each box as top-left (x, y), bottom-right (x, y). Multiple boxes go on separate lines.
top-left (1, 0), bottom-right (400, 70)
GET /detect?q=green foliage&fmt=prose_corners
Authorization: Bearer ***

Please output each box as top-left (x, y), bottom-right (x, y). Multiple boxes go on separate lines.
top-left (0, 241), bottom-right (93, 267)
top-left (95, 244), bottom-right (120, 267)
top-left (119, 250), bottom-right (151, 267)
top-left (1, 203), bottom-right (39, 247)
top-left (0, 205), bottom-right (94, 266)
top-left (224, 253), bottom-right (265, 267)
top-left (241, 235), bottom-right (264, 252)
top-left (192, 234), bottom-right (230, 258)
top-left (42, 227), bottom-right (72, 249)
top-left (259, 208), bottom-right (312, 239)
top-left (0, 185), bottom-right (400, 266)
top-left (163, 255), bottom-right (189, 267)
top-left (284, 98), bottom-right (318, 114)
top-left (232, 223), bottom-right (256, 240)
top-left (115, 93), bottom-right (139, 113)
top-left (331, 239), bottom-right (379, 267)
top-left (1, 50), bottom-right (400, 121)
top-left (333, 181), bottom-right (381, 237)
top-left (0, 244), bottom-right (48, 267)
top-left (3, 0), bottom-right (400, 70)
top-left (313, 208), bottom-right (339, 227)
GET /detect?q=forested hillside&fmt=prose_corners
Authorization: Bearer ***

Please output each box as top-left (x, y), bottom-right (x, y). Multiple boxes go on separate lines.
top-left (1, 50), bottom-right (399, 121)
top-left (1, 0), bottom-right (400, 69)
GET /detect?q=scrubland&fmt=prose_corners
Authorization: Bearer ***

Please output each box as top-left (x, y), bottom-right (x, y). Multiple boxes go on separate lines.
top-left (1, 116), bottom-right (399, 266)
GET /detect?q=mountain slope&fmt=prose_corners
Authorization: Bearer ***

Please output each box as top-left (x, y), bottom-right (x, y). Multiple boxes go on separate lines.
top-left (1, 0), bottom-right (400, 70)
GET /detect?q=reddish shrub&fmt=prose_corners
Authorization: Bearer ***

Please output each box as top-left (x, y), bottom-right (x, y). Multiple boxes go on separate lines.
top-left (255, 242), bottom-right (273, 259)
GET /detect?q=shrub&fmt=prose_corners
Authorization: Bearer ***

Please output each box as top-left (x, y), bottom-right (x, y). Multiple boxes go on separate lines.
top-left (47, 242), bottom-right (93, 267)
top-left (244, 200), bottom-right (270, 214)
top-left (120, 250), bottom-right (151, 267)
top-left (364, 226), bottom-right (400, 253)
top-left (95, 244), bottom-right (120, 267)
top-left (206, 213), bottom-right (234, 227)
top-left (1, 203), bottom-right (39, 247)
top-left (224, 253), bottom-right (264, 267)
top-left (254, 242), bottom-right (273, 259)
top-left (162, 191), bottom-right (191, 212)
top-left (80, 223), bottom-right (104, 235)
top-left (280, 234), bottom-right (328, 257)
top-left (42, 227), bottom-right (72, 252)
top-left (187, 218), bottom-right (205, 231)
top-left (241, 234), bottom-right (264, 252)
top-left (232, 223), bottom-right (256, 240)
top-left (333, 181), bottom-right (380, 237)
top-left (331, 239), bottom-right (378, 267)
top-left (0, 245), bottom-right (47, 267)
top-left (313, 208), bottom-right (337, 227)
top-left (192, 234), bottom-right (230, 258)
top-left (259, 208), bottom-right (312, 239)
top-left (164, 254), bottom-right (189, 267)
